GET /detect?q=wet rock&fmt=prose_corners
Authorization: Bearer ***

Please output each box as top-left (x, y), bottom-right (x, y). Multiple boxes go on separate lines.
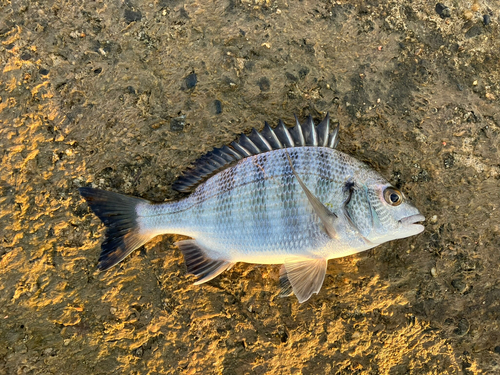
top-left (183, 72), bottom-right (197, 89)
top-left (124, 8), bottom-right (142, 23)
top-left (258, 77), bottom-right (270, 92)
top-left (435, 3), bottom-right (451, 18)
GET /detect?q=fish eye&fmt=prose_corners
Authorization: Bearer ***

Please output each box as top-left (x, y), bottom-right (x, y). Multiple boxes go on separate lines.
top-left (383, 187), bottom-right (403, 206)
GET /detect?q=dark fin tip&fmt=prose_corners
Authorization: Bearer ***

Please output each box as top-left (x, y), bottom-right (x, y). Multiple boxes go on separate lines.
top-left (176, 240), bottom-right (233, 284)
top-left (79, 187), bottom-right (152, 270)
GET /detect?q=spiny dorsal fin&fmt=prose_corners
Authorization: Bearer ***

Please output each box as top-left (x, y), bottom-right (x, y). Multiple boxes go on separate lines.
top-left (172, 113), bottom-right (340, 193)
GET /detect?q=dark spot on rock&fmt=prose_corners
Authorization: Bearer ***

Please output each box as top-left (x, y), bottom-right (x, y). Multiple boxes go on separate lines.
top-left (483, 14), bottom-right (491, 26)
top-left (413, 169), bottom-right (431, 182)
top-left (213, 100), bottom-right (222, 114)
top-left (298, 67), bottom-right (310, 79)
top-left (435, 3), bottom-right (450, 18)
top-left (451, 278), bottom-right (467, 293)
top-left (494, 346), bottom-right (500, 354)
top-left (94, 67), bottom-right (102, 74)
top-left (453, 318), bottom-right (469, 336)
top-left (5, 43), bottom-right (14, 50)
top-left (179, 7), bottom-right (189, 18)
top-left (465, 24), bottom-right (483, 39)
top-left (244, 60), bottom-right (254, 71)
top-left (443, 153), bottom-right (454, 169)
top-left (20, 52), bottom-right (32, 60)
top-left (124, 8), bottom-right (142, 24)
top-left (280, 329), bottom-right (288, 343)
top-left (258, 77), bottom-right (270, 92)
top-left (127, 86), bottom-right (135, 94)
top-left (93, 40), bottom-right (117, 55)
top-left (286, 72), bottom-right (298, 82)
top-left (170, 116), bottom-right (185, 131)
top-left (222, 76), bottom-right (237, 89)
top-left (39, 68), bottom-right (50, 75)
top-left (183, 72), bottom-right (197, 89)
top-left (20, 325), bottom-right (24, 329)
top-left (239, 29), bottom-right (246, 36)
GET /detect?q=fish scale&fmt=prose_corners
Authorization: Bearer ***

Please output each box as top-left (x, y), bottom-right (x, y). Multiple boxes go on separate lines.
top-left (139, 147), bottom-right (371, 261)
top-left (79, 114), bottom-right (425, 303)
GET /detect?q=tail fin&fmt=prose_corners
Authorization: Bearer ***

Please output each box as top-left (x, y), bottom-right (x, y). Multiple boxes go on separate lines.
top-left (79, 187), bottom-right (153, 270)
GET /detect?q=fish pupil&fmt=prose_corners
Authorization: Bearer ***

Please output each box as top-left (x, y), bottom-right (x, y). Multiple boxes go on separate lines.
top-left (390, 193), bottom-right (399, 203)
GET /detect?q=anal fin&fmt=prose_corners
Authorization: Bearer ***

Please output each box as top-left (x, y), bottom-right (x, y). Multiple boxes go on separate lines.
top-left (280, 258), bottom-right (328, 303)
top-left (175, 240), bottom-right (233, 284)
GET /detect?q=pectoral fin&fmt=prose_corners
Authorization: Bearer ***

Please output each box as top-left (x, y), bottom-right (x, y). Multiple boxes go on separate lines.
top-left (280, 258), bottom-right (328, 303)
top-left (284, 150), bottom-right (338, 238)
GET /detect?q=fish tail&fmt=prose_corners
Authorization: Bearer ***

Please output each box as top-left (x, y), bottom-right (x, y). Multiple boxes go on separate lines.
top-left (79, 187), bottom-right (154, 270)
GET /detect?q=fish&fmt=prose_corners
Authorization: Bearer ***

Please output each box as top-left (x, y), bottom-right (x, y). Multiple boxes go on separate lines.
top-left (79, 114), bottom-right (425, 303)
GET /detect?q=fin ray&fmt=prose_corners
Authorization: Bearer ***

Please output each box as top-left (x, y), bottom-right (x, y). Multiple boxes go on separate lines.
top-left (282, 258), bottom-right (328, 303)
top-left (172, 114), bottom-right (340, 192)
top-left (176, 240), bottom-right (233, 284)
top-left (79, 187), bottom-right (154, 270)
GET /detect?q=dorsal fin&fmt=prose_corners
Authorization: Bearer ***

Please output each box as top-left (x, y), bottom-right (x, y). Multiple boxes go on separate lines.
top-left (172, 113), bottom-right (340, 193)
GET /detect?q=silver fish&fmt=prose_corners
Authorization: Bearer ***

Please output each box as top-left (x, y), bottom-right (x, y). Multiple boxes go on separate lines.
top-left (79, 114), bottom-right (424, 302)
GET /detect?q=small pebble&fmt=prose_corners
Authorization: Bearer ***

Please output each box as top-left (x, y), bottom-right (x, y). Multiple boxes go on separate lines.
top-left (124, 8), bottom-right (142, 23)
top-left (483, 14), bottom-right (491, 25)
top-left (285, 72), bottom-right (298, 82)
top-left (451, 278), bottom-right (467, 293)
top-left (453, 318), bottom-right (469, 336)
top-left (435, 3), bottom-right (451, 18)
top-left (213, 100), bottom-right (222, 114)
top-left (258, 77), bottom-right (270, 92)
top-left (463, 10), bottom-right (473, 20)
top-left (431, 267), bottom-right (437, 277)
top-left (430, 215), bottom-right (438, 224)
top-left (183, 72), bottom-right (197, 90)
top-left (465, 25), bottom-right (483, 39)
top-left (170, 115), bottom-right (186, 131)
top-left (20, 52), bottom-right (32, 60)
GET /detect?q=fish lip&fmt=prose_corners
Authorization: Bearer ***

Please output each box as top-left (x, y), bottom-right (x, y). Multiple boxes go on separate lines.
top-left (399, 214), bottom-right (425, 225)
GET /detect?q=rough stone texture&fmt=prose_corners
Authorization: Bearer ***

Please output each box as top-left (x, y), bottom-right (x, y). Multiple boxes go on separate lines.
top-left (1, 0), bottom-right (499, 374)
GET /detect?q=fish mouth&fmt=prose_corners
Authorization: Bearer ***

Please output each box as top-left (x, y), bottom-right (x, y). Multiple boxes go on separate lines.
top-left (399, 214), bottom-right (426, 226)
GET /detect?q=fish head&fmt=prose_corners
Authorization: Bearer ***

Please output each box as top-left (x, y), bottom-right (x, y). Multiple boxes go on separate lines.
top-left (352, 176), bottom-right (425, 245)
